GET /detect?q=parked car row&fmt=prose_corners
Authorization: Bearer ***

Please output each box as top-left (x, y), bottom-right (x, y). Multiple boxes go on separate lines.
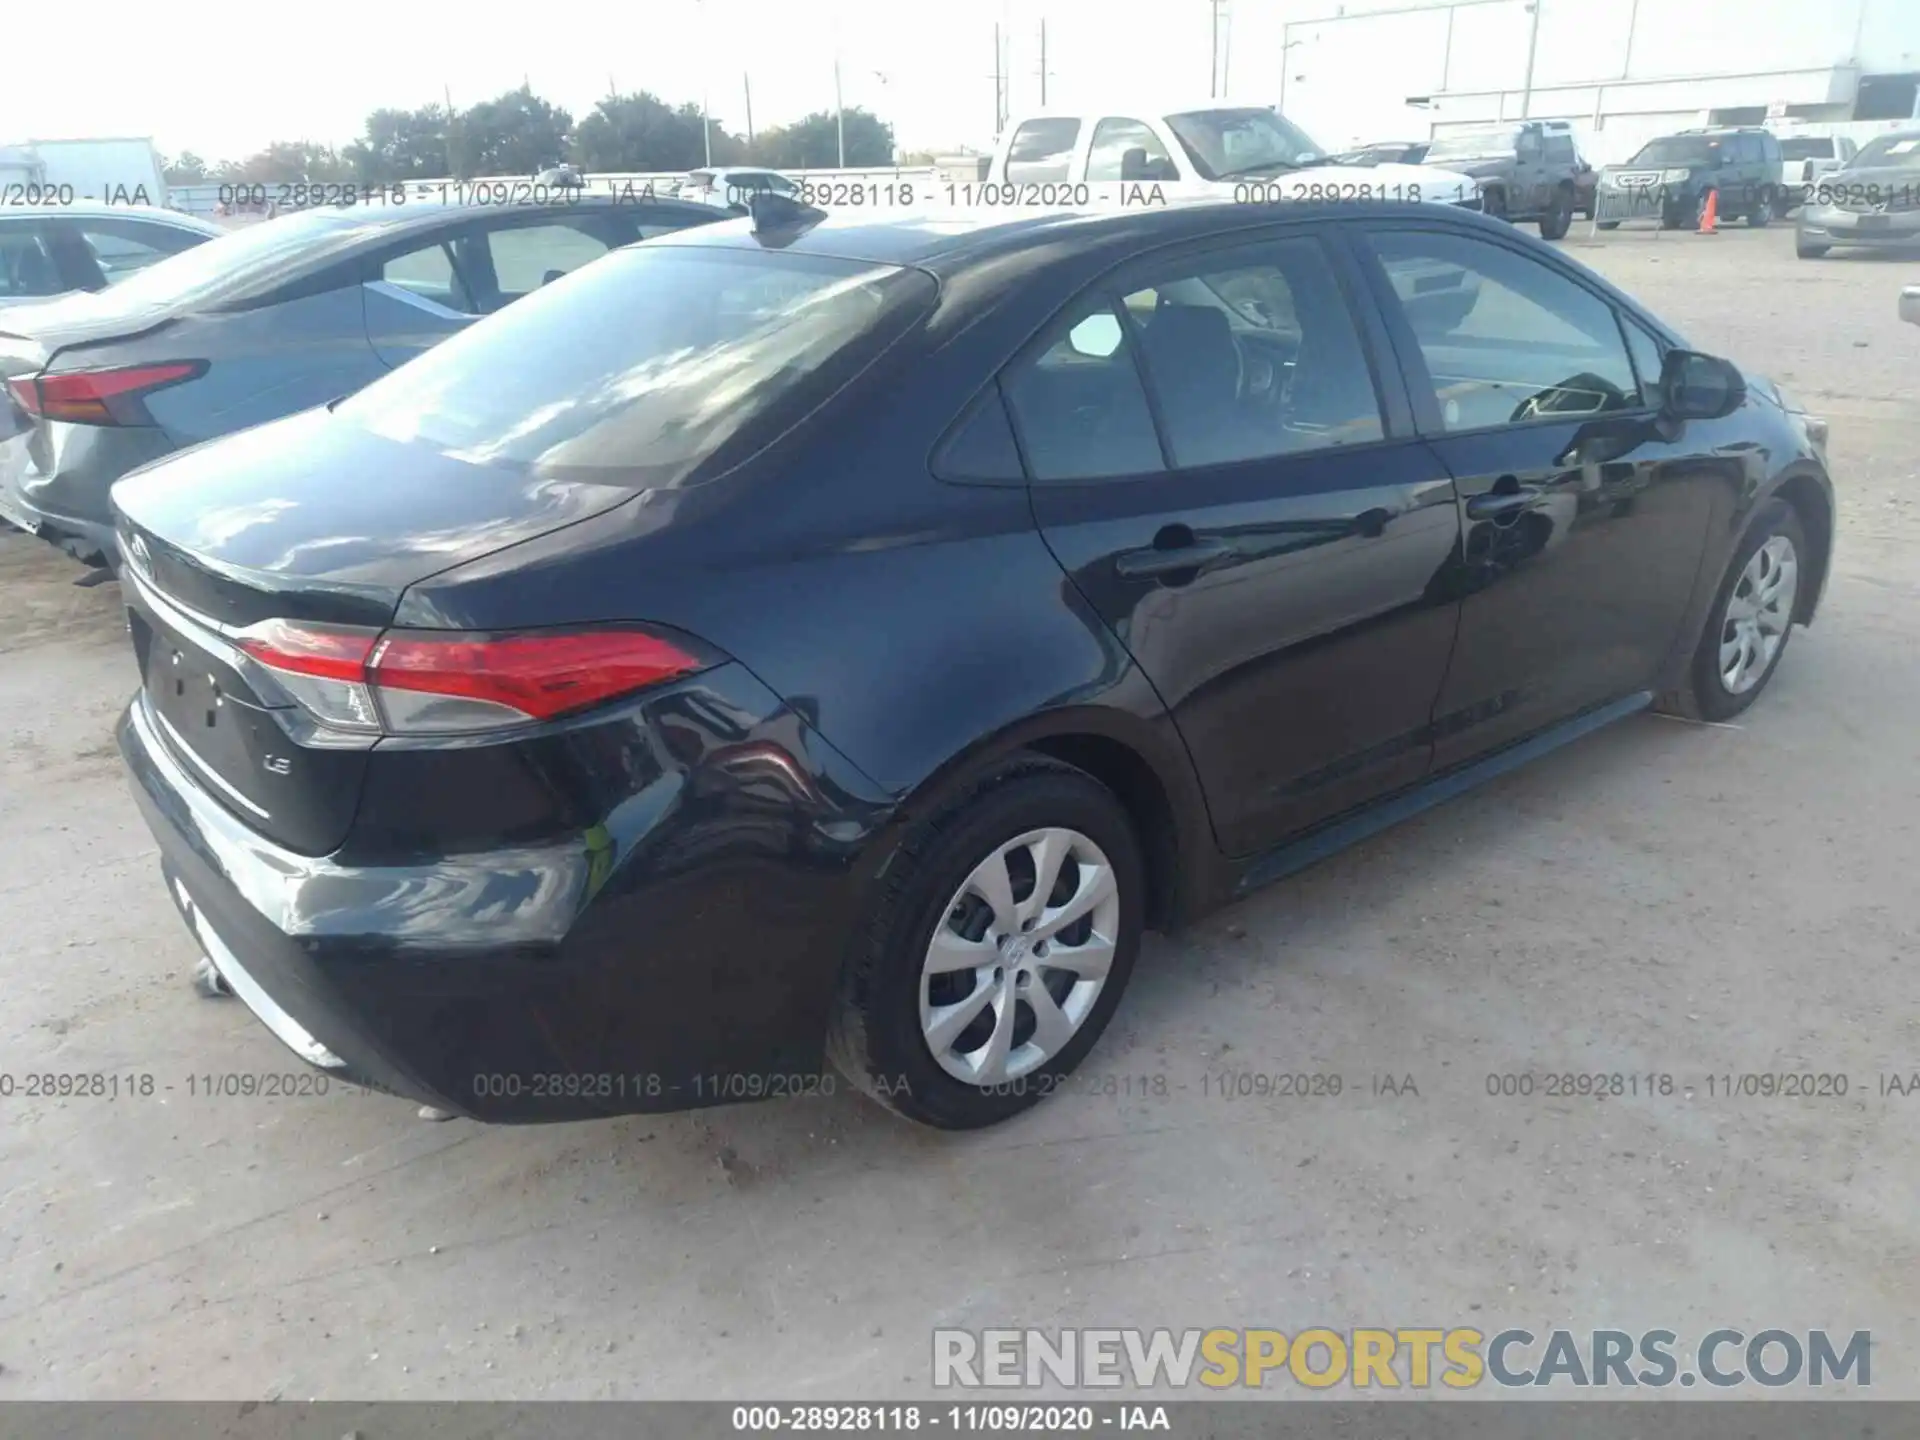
top-left (4, 167), bottom-right (1837, 1132)
top-left (1336, 119), bottom-right (1920, 259)
top-left (0, 193), bottom-right (726, 565)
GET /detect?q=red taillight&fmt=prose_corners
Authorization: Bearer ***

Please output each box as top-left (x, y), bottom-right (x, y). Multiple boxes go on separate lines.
top-left (373, 631), bottom-right (705, 722)
top-left (237, 619), bottom-right (380, 682)
top-left (233, 620), bottom-right (711, 735)
top-left (10, 362), bottom-right (204, 425)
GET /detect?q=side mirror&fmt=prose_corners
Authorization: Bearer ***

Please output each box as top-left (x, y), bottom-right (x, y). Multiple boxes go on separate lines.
top-left (1660, 349), bottom-right (1745, 420)
top-left (1901, 285), bottom-right (1920, 327)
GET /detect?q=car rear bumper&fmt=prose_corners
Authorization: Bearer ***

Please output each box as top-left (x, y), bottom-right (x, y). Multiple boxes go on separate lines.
top-left (118, 664), bottom-right (896, 1122)
top-left (1, 422), bottom-right (172, 564)
top-left (1797, 208), bottom-right (1920, 245)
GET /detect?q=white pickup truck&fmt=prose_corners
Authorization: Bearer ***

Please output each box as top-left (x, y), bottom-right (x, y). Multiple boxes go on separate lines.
top-left (985, 104), bottom-right (1481, 210)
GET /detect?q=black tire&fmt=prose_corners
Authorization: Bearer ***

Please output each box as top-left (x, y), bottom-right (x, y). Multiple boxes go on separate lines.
top-left (1657, 500), bottom-right (1807, 723)
top-left (827, 757), bottom-right (1146, 1129)
top-left (1537, 187), bottom-right (1574, 241)
top-left (1597, 220), bottom-right (1621, 231)
top-left (1796, 238), bottom-right (1829, 259)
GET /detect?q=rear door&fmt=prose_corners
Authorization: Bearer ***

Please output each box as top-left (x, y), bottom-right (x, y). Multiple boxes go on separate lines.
top-left (1351, 220), bottom-right (1722, 767)
top-left (1007, 227), bottom-right (1462, 858)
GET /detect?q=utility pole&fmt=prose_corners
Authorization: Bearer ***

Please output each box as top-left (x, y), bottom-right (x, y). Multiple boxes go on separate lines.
top-left (992, 23), bottom-right (1006, 134)
top-left (835, 54), bottom-right (846, 166)
top-left (1039, 19), bottom-right (1048, 106)
top-left (744, 74), bottom-right (754, 148)
top-left (1519, 0), bottom-right (1543, 119)
top-left (1211, 0), bottom-right (1219, 98)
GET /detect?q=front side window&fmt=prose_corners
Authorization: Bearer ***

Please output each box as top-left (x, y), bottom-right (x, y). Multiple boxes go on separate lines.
top-left (1005, 119), bottom-right (1081, 182)
top-left (382, 239), bottom-right (472, 313)
top-left (1001, 298), bottom-right (1164, 482)
top-left (339, 246), bottom-right (934, 489)
top-left (1118, 238), bottom-right (1383, 468)
top-left (1087, 119), bottom-right (1178, 182)
top-left (1620, 317), bottom-right (1666, 409)
top-left (1369, 229), bottom-right (1639, 431)
top-left (484, 219), bottom-right (612, 301)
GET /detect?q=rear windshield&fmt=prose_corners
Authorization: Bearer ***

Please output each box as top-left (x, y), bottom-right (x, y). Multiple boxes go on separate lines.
top-left (337, 244), bottom-right (935, 487)
top-left (72, 208), bottom-right (376, 312)
top-left (1779, 138), bottom-right (1835, 160)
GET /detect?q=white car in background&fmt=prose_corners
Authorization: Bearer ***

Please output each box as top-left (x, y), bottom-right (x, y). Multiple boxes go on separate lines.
top-left (987, 104), bottom-right (1482, 209)
top-left (1779, 134), bottom-right (1858, 194)
top-left (674, 167), bottom-right (802, 209)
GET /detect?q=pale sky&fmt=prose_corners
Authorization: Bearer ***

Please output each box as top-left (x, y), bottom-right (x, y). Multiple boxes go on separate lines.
top-left (3, 0), bottom-right (1247, 162)
top-left (6, 0), bottom-right (1902, 165)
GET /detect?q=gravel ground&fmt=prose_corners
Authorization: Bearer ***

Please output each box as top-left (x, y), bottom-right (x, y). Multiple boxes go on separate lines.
top-left (0, 224), bottom-right (1916, 1402)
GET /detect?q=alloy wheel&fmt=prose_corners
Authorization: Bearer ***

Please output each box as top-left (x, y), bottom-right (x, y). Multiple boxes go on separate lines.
top-left (918, 827), bottom-right (1121, 1085)
top-left (1719, 535), bottom-right (1798, 695)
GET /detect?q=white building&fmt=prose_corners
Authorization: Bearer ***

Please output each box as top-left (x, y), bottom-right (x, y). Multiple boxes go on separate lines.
top-left (1243, 0), bottom-right (1920, 164)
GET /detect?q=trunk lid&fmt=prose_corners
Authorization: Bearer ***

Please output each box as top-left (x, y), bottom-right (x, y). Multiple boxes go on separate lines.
top-left (113, 405), bottom-right (643, 854)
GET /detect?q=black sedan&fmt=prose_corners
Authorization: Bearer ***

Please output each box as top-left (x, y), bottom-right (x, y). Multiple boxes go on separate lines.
top-left (112, 197), bottom-right (1834, 1129)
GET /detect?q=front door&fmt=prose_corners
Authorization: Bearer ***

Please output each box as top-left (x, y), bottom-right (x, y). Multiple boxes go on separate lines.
top-left (1352, 222), bottom-right (1724, 767)
top-left (1003, 229), bottom-right (1463, 858)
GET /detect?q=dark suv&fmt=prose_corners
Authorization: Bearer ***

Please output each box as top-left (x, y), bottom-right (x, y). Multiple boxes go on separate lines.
top-left (1595, 128), bottom-right (1785, 230)
top-left (1420, 122), bottom-right (1585, 238)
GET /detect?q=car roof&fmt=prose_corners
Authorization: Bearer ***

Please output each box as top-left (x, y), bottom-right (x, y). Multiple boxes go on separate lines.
top-left (1005, 101), bottom-right (1282, 125)
top-left (649, 197), bottom-right (1500, 273)
top-left (251, 191), bottom-right (718, 235)
top-left (0, 201), bottom-right (222, 232)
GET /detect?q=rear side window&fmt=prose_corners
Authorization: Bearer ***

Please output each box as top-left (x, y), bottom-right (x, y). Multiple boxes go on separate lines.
top-left (0, 227), bottom-right (60, 297)
top-left (1002, 298), bottom-right (1164, 481)
top-left (338, 246), bottom-right (935, 488)
top-left (1546, 134), bottom-right (1575, 163)
top-left (75, 218), bottom-right (205, 283)
top-left (71, 208), bottom-right (374, 312)
top-left (1005, 119), bottom-right (1081, 182)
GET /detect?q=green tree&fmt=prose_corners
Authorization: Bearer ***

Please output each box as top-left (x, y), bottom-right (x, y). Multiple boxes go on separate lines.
top-left (226, 141), bottom-right (354, 184)
top-left (450, 85), bottom-right (573, 178)
top-left (162, 151), bottom-right (212, 184)
top-left (751, 107), bottom-right (894, 169)
top-left (344, 105), bottom-right (456, 183)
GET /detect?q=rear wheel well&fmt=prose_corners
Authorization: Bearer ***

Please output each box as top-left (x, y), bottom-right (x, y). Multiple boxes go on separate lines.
top-left (1025, 734), bottom-right (1180, 932)
top-left (1773, 475), bottom-right (1832, 623)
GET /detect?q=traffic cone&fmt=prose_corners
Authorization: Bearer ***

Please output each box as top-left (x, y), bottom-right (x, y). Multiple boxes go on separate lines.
top-left (1698, 188), bottom-right (1719, 234)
